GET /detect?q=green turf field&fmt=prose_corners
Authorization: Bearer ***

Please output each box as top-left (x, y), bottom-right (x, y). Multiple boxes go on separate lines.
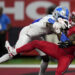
top-left (1, 56), bottom-right (75, 65)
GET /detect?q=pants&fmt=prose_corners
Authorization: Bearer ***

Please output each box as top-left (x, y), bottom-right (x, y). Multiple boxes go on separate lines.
top-left (0, 33), bottom-right (7, 57)
top-left (15, 26), bottom-right (46, 56)
top-left (16, 40), bottom-right (74, 75)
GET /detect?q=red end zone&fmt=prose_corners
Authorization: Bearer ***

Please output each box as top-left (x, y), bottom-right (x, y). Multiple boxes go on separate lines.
top-left (0, 67), bottom-right (75, 75)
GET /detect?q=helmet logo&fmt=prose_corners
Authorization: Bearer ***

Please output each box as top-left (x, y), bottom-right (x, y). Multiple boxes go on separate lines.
top-left (60, 10), bottom-right (66, 16)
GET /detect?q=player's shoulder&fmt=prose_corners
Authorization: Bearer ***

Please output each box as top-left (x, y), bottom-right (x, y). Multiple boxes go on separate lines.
top-left (2, 14), bottom-right (7, 17)
top-left (46, 15), bottom-right (55, 24)
top-left (2, 14), bottom-right (9, 19)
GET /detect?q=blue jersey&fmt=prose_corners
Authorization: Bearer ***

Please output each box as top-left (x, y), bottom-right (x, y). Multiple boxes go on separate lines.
top-left (60, 32), bottom-right (69, 42)
top-left (0, 14), bottom-right (10, 31)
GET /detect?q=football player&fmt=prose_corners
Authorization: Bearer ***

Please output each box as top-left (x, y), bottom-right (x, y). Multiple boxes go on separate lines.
top-left (0, 6), bottom-right (69, 75)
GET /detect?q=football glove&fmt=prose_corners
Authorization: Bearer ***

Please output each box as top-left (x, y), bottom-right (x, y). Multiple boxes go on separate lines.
top-left (58, 41), bottom-right (73, 48)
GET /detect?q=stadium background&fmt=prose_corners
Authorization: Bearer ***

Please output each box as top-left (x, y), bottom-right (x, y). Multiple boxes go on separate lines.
top-left (0, 0), bottom-right (75, 64)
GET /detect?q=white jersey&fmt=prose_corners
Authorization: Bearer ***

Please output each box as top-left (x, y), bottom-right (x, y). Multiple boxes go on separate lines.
top-left (14, 14), bottom-right (56, 55)
top-left (9, 14), bottom-right (67, 56)
top-left (22, 15), bottom-right (56, 38)
top-left (15, 14), bottom-right (64, 50)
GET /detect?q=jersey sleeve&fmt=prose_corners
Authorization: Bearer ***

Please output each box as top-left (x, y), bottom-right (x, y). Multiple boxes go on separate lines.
top-left (48, 18), bottom-right (55, 24)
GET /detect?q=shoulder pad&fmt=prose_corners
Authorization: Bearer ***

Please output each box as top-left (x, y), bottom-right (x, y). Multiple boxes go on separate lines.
top-left (48, 15), bottom-right (55, 24)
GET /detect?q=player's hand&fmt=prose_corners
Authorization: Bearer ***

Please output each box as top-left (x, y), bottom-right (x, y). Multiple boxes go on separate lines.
top-left (57, 18), bottom-right (68, 29)
top-left (58, 41), bottom-right (68, 48)
top-left (58, 41), bottom-right (72, 48)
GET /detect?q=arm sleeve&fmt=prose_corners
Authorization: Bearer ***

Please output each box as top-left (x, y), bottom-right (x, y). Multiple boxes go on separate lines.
top-left (48, 18), bottom-right (55, 24)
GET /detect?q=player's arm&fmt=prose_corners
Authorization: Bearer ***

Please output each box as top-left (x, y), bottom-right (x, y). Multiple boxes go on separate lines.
top-left (56, 32), bottom-right (62, 40)
top-left (58, 34), bottom-right (75, 48)
top-left (46, 21), bottom-right (63, 40)
top-left (46, 22), bottom-right (54, 33)
top-left (54, 19), bottom-right (70, 41)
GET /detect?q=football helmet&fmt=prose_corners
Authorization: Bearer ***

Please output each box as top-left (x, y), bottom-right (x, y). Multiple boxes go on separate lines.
top-left (53, 6), bottom-right (69, 20)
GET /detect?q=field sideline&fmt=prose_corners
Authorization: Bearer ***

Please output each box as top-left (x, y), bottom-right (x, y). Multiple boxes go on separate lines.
top-left (1, 64), bottom-right (75, 68)
top-left (1, 56), bottom-right (75, 64)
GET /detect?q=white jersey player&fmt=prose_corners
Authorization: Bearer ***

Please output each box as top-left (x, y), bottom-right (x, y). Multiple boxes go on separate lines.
top-left (15, 15), bottom-right (58, 49)
top-left (0, 6), bottom-right (69, 75)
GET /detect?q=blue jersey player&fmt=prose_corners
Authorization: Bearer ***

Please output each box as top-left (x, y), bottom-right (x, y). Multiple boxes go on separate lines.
top-left (0, 7), bottom-right (11, 59)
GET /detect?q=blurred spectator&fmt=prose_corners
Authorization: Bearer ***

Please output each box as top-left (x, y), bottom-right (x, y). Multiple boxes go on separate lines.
top-left (0, 7), bottom-right (11, 57)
